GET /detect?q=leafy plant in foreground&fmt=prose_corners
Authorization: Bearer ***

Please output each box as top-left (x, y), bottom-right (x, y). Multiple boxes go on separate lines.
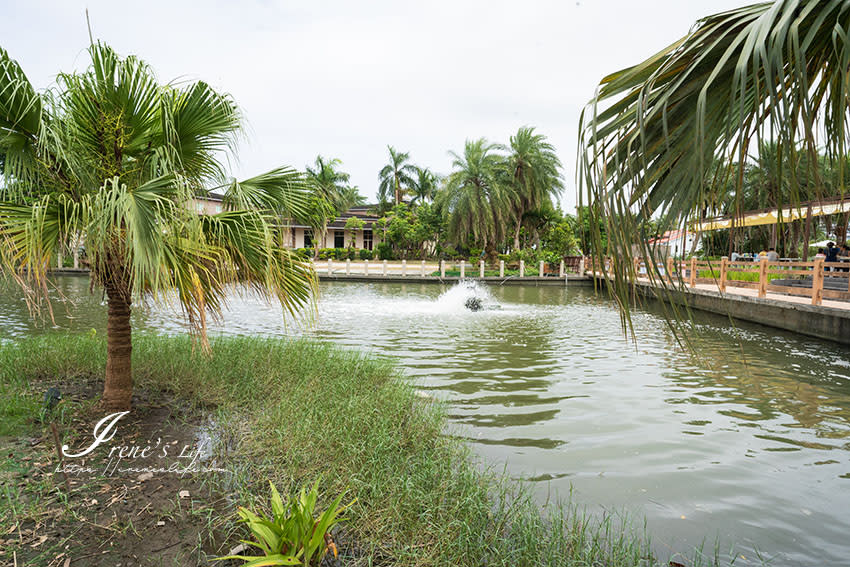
top-left (216, 480), bottom-right (353, 567)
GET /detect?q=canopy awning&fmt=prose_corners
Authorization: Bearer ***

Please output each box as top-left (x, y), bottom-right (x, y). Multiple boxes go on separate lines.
top-left (690, 197), bottom-right (850, 232)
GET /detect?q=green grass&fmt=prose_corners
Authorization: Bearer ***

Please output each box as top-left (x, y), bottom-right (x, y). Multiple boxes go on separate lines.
top-left (0, 334), bottom-right (735, 566)
top-left (698, 269), bottom-right (787, 283)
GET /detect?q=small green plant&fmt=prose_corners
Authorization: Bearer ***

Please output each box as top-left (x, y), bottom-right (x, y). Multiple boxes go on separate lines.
top-left (217, 480), bottom-right (353, 566)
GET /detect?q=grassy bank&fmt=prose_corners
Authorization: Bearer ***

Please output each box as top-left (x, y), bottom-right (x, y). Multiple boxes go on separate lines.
top-left (1, 334), bottom-right (719, 566)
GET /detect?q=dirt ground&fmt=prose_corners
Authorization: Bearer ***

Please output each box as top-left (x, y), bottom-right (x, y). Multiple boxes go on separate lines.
top-left (1, 380), bottom-right (234, 567)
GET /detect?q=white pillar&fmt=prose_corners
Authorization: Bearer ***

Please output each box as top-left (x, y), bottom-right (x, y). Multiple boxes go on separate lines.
top-left (479, 260), bottom-right (485, 278)
top-left (327, 259), bottom-right (332, 275)
top-left (539, 260), bottom-right (544, 277)
top-left (460, 262), bottom-right (465, 279)
top-left (401, 259), bottom-right (407, 276)
top-left (364, 260), bottom-right (369, 276)
top-left (420, 260), bottom-right (426, 276)
top-left (579, 257), bottom-right (585, 274)
top-left (382, 259), bottom-right (387, 276)
top-left (440, 260), bottom-right (445, 278)
top-left (345, 259), bottom-right (351, 275)
top-left (559, 260), bottom-right (565, 278)
top-left (499, 260), bottom-right (505, 278)
top-left (519, 260), bottom-right (525, 278)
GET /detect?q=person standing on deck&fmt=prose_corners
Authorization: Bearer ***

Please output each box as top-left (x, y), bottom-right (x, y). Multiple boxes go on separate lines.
top-left (767, 248), bottom-right (779, 262)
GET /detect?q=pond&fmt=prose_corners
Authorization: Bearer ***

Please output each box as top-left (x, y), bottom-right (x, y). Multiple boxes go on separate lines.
top-left (2, 276), bottom-right (849, 565)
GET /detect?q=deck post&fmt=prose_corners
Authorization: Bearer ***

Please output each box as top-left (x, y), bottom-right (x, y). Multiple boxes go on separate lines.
top-left (460, 261), bottom-right (465, 279)
top-left (440, 259), bottom-right (445, 278)
top-left (499, 260), bottom-right (505, 278)
top-left (345, 259), bottom-right (351, 275)
top-left (401, 259), bottom-right (407, 276)
top-left (689, 257), bottom-right (697, 288)
top-left (758, 258), bottom-right (768, 298)
top-left (666, 257), bottom-right (674, 283)
top-left (812, 258), bottom-right (824, 305)
top-left (382, 259), bottom-right (387, 277)
top-left (719, 256), bottom-right (728, 293)
top-left (364, 260), bottom-right (369, 276)
top-left (327, 259), bottom-right (333, 275)
top-left (559, 260), bottom-right (565, 278)
top-left (480, 260), bottom-right (485, 278)
top-left (421, 260), bottom-right (426, 276)
top-left (519, 260), bottom-right (525, 278)
top-left (539, 260), bottom-right (545, 278)
top-left (579, 257), bottom-right (585, 275)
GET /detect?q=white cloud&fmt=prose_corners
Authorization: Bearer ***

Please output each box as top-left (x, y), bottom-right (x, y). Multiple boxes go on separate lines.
top-left (3, 0), bottom-right (745, 210)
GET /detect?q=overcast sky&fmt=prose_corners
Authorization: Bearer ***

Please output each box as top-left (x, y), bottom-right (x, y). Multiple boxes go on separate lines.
top-left (4, 0), bottom-right (746, 211)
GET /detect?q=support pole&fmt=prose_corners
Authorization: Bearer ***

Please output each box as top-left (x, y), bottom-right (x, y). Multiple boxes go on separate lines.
top-left (519, 260), bottom-right (525, 278)
top-left (499, 260), bottom-right (505, 278)
top-left (719, 256), bottom-right (728, 293)
top-left (758, 257), bottom-right (768, 298)
top-left (812, 258), bottom-right (824, 305)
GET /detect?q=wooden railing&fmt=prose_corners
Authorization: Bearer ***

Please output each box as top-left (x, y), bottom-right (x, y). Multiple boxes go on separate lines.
top-left (586, 256), bottom-right (850, 306)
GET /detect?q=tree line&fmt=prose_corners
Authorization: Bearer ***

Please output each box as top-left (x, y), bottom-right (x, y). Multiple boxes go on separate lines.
top-left (297, 127), bottom-right (582, 263)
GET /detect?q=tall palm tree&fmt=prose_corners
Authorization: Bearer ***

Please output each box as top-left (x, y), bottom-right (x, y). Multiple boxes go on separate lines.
top-left (578, 0), bottom-right (850, 326)
top-left (0, 43), bottom-right (315, 410)
top-left (505, 127), bottom-right (564, 250)
top-left (304, 156), bottom-right (361, 253)
top-left (437, 139), bottom-right (510, 258)
top-left (378, 146), bottom-right (417, 205)
top-left (409, 167), bottom-right (439, 206)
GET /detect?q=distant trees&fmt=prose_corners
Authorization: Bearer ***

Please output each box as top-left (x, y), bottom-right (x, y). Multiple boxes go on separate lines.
top-left (504, 127), bottom-right (564, 250)
top-left (378, 146), bottom-right (417, 206)
top-left (303, 156), bottom-right (363, 256)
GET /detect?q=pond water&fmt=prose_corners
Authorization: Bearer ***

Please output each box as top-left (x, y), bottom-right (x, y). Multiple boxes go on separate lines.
top-left (2, 276), bottom-right (849, 565)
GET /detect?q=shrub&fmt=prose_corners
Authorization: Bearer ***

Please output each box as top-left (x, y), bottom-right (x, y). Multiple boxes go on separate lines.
top-left (376, 242), bottom-right (394, 260)
top-left (359, 249), bottom-right (374, 260)
top-left (332, 248), bottom-right (348, 260)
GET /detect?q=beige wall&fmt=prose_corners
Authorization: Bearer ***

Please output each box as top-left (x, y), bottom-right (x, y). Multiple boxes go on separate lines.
top-left (191, 198), bottom-right (223, 215)
top-left (292, 227), bottom-right (378, 249)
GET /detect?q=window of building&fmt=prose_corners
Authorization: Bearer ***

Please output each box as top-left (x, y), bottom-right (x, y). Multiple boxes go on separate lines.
top-left (363, 229), bottom-right (373, 250)
top-left (334, 230), bottom-right (345, 248)
top-left (304, 229), bottom-right (313, 248)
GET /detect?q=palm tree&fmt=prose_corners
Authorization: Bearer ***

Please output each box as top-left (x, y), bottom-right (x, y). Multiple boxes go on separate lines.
top-left (378, 146), bottom-right (417, 206)
top-left (303, 156), bottom-right (361, 253)
top-left (409, 167), bottom-right (439, 206)
top-left (0, 43), bottom-right (316, 410)
top-left (578, 0), bottom-right (850, 323)
top-left (437, 139), bottom-right (510, 258)
top-left (505, 127), bottom-right (564, 250)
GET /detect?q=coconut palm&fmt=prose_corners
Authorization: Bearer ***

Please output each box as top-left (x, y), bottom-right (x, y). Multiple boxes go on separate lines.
top-left (437, 138), bottom-right (511, 258)
top-left (409, 167), bottom-right (439, 206)
top-left (378, 146), bottom-right (417, 206)
top-left (578, 0), bottom-right (850, 325)
top-left (303, 156), bottom-right (362, 253)
top-left (0, 43), bottom-right (316, 410)
top-left (505, 127), bottom-right (563, 250)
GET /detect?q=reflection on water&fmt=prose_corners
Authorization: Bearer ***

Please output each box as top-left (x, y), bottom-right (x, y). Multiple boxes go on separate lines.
top-left (2, 276), bottom-right (850, 565)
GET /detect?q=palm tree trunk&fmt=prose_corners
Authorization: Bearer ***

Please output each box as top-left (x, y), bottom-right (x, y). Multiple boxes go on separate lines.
top-left (513, 221), bottom-right (522, 251)
top-left (102, 285), bottom-right (133, 410)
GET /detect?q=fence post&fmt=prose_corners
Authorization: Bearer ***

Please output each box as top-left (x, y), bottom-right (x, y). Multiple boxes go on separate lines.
top-left (520, 260), bottom-right (525, 278)
top-left (364, 260), bottom-right (369, 276)
top-left (812, 257), bottom-right (824, 305)
top-left (480, 260), bottom-right (485, 278)
top-left (327, 258), bottom-right (333, 275)
top-left (689, 257), bottom-right (697, 288)
top-left (460, 261), bottom-right (465, 279)
top-left (539, 260), bottom-right (545, 278)
top-left (401, 259), bottom-right (407, 276)
top-left (579, 257), bottom-right (585, 275)
top-left (440, 259), bottom-right (445, 278)
top-left (345, 259), bottom-right (351, 275)
top-left (758, 258), bottom-right (768, 298)
top-left (382, 259), bottom-right (387, 277)
top-left (499, 260), bottom-right (505, 278)
top-left (666, 257), bottom-right (674, 283)
top-left (719, 256), bottom-right (728, 293)
top-left (559, 260), bottom-right (565, 278)
top-left (420, 260), bottom-right (426, 276)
